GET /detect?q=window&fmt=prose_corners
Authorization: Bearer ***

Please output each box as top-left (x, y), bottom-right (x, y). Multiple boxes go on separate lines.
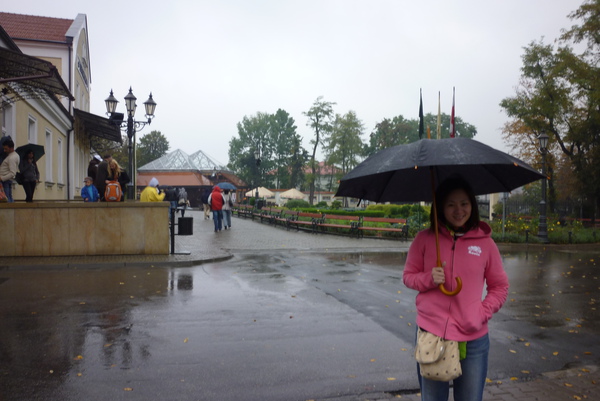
top-left (28, 116), bottom-right (37, 143)
top-left (2, 104), bottom-right (13, 136)
top-left (57, 139), bottom-right (63, 184)
top-left (45, 131), bottom-right (52, 182)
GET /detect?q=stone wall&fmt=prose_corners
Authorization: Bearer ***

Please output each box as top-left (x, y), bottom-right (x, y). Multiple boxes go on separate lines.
top-left (0, 202), bottom-right (169, 256)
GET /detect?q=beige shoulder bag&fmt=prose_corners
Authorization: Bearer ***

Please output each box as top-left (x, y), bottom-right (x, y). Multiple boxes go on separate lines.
top-left (415, 328), bottom-right (462, 381)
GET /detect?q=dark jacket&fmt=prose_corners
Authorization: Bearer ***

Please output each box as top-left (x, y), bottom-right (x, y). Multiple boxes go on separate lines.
top-left (19, 159), bottom-right (39, 182)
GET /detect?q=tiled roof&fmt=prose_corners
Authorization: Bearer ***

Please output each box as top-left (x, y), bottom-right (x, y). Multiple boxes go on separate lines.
top-left (0, 12), bottom-right (73, 42)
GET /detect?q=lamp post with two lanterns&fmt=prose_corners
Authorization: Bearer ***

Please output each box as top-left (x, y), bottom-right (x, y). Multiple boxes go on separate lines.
top-left (104, 87), bottom-right (156, 200)
top-left (537, 132), bottom-right (549, 243)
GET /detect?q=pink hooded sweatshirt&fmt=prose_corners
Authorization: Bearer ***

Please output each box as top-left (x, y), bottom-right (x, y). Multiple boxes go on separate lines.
top-left (403, 221), bottom-right (509, 342)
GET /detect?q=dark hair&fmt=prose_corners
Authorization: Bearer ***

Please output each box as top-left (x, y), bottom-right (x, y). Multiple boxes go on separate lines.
top-left (3, 139), bottom-right (14, 148)
top-left (430, 176), bottom-right (480, 231)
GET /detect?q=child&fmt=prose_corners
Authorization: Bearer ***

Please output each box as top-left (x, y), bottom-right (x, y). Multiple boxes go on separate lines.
top-left (81, 177), bottom-right (100, 202)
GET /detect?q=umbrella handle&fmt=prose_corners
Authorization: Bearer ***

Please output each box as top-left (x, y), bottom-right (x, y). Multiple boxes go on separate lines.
top-left (438, 277), bottom-right (462, 296)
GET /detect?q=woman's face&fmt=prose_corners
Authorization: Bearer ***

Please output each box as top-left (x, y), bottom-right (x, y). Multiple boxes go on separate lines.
top-left (443, 189), bottom-right (472, 230)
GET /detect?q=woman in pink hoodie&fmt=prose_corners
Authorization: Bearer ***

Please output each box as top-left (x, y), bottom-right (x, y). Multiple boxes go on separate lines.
top-left (403, 176), bottom-right (509, 401)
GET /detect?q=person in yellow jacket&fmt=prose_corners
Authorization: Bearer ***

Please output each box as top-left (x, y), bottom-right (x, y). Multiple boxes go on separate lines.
top-left (140, 177), bottom-right (166, 202)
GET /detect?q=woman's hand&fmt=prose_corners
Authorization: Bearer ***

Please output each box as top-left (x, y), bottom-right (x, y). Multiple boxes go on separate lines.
top-left (432, 267), bottom-right (445, 285)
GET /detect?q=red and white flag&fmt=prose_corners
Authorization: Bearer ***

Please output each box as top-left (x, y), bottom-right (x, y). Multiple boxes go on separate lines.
top-left (450, 87), bottom-right (456, 138)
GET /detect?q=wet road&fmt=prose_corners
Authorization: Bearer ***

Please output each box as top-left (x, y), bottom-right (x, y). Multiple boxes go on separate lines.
top-left (1, 221), bottom-right (599, 400)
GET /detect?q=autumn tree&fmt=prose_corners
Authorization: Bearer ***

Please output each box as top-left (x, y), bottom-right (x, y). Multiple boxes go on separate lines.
top-left (500, 0), bottom-right (600, 218)
top-left (303, 96), bottom-right (336, 205)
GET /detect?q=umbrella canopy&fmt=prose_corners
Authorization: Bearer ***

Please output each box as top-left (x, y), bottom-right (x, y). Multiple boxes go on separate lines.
top-left (280, 188), bottom-right (305, 200)
top-left (336, 137), bottom-right (546, 297)
top-left (245, 187), bottom-right (274, 198)
top-left (16, 143), bottom-right (45, 163)
top-left (336, 138), bottom-right (545, 203)
top-left (216, 182), bottom-right (237, 190)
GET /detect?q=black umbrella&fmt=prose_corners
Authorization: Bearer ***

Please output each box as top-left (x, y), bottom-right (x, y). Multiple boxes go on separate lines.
top-left (16, 143), bottom-right (45, 162)
top-left (336, 138), bottom-right (545, 296)
top-left (336, 138), bottom-right (544, 202)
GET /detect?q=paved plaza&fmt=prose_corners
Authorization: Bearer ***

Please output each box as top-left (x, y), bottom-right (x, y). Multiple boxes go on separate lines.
top-left (2, 209), bottom-right (599, 400)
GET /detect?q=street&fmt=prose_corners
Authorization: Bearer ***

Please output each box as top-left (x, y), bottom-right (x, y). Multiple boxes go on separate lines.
top-left (1, 211), bottom-right (599, 400)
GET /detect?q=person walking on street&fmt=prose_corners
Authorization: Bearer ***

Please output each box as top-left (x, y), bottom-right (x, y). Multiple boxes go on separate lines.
top-left (201, 187), bottom-right (211, 220)
top-left (0, 139), bottom-right (20, 203)
top-left (19, 150), bottom-right (40, 202)
top-left (222, 189), bottom-right (233, 229)
top-left (208, 185), bottom-right (224, 232)
top-left (178, 187), bottom-right (188, 218)
top-left (402, 176), bottom-right (509, 401)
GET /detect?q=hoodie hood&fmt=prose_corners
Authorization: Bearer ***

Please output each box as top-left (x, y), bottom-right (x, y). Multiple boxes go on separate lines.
top-left (149, 177), bottom-right (159, 187)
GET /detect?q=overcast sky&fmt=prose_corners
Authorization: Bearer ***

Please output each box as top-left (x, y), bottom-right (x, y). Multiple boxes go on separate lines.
top-left (3, 0), bottom-right (585, 166)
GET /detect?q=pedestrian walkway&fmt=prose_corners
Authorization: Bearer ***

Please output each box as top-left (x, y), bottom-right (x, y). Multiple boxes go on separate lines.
top-left (2, 209), bottom-right (599, 400)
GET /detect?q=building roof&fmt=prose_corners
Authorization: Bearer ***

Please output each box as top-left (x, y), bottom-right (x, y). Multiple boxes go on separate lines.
top-left (137, 171), bottom-right (212, 187)
top-left (0, 12), bottom-right (73, 42)
top-left (138, 149), bottom-right (227, 172)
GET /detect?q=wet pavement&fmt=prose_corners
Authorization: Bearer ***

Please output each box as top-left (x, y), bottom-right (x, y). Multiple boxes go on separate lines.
top-left (1, 209), bottom-right (599, 401)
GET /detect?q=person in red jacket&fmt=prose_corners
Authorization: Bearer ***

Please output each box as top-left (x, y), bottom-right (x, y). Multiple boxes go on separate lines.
top-left (403, 176), bottom-right (509, 401)
top-left (208, 186), bottom-right (224, 232)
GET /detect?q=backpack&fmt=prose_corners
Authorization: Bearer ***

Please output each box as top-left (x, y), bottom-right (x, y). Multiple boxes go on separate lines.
top-left (104, 181), bottom-right (122, 202)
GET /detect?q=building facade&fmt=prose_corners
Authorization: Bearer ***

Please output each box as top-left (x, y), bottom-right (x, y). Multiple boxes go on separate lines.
top-left (0, 12), bottom-right (119, 201)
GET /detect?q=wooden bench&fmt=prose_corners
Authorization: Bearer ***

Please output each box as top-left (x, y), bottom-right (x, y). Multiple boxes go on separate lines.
top-left (288, 212), bottom-right (323, 233)
top-left (233, 204), bottom-right (253, 218)
top-left (358, 217), bottom-right (409, 240)
top-left (318, 214), bottom-right (361, 237)
top-left (274, 209), bottom-right (299, 230)
top-left (259, 207), bottom-right (282, 225)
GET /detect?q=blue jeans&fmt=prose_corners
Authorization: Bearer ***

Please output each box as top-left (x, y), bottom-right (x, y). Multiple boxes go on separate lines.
top-left (223, 209), bottom-right (232, 228)
top-left (2, 180), bottom-right (14, 202)
top-left (418, 332), bottom-right (489, 401)
top-left (212, 210), bottom-right (223, 231)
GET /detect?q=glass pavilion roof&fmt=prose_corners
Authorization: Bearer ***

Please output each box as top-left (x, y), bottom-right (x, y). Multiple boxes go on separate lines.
top-left (138, 149), bottom-right (228, 172)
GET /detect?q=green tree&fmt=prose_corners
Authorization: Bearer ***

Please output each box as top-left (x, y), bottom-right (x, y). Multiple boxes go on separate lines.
top-left (365, 113), bottom-right (477, 157)
top-left (303, 96), bottom-right (336, 205)
top-left (326, 110), bottom-right (365, 184)
top-left (269, 109), bottom-right (303, 189)
top-left (228, 112), bottom-right (272, 189)
top-left (136, 130), bottom-right (170, 168)
top-left (500, 0), bottom-right (600, 217)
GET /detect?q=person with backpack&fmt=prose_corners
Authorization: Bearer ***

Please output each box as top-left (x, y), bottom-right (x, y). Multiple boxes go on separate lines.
top-left (207, 186), bottom-right (224, 232)
top-left (94, 154), bottom-right (111, 201)
top-left (104, 159), bottom-right (123, 202)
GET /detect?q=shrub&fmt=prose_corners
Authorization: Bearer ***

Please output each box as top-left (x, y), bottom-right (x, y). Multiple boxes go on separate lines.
top-left (286, 199), bottom-right (311, 209)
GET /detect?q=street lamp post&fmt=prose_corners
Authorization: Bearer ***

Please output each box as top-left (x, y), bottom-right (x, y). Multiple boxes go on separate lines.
top-left (254, 148), bottom-right (261, 202)
top-left (105, 87), bottom-right (156, 200)
top-left (537, 132), bottom-right (549, 243)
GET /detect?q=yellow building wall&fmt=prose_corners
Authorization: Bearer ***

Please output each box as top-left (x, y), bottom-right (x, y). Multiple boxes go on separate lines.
top-left (12, 102), bottom-right (68, 201)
